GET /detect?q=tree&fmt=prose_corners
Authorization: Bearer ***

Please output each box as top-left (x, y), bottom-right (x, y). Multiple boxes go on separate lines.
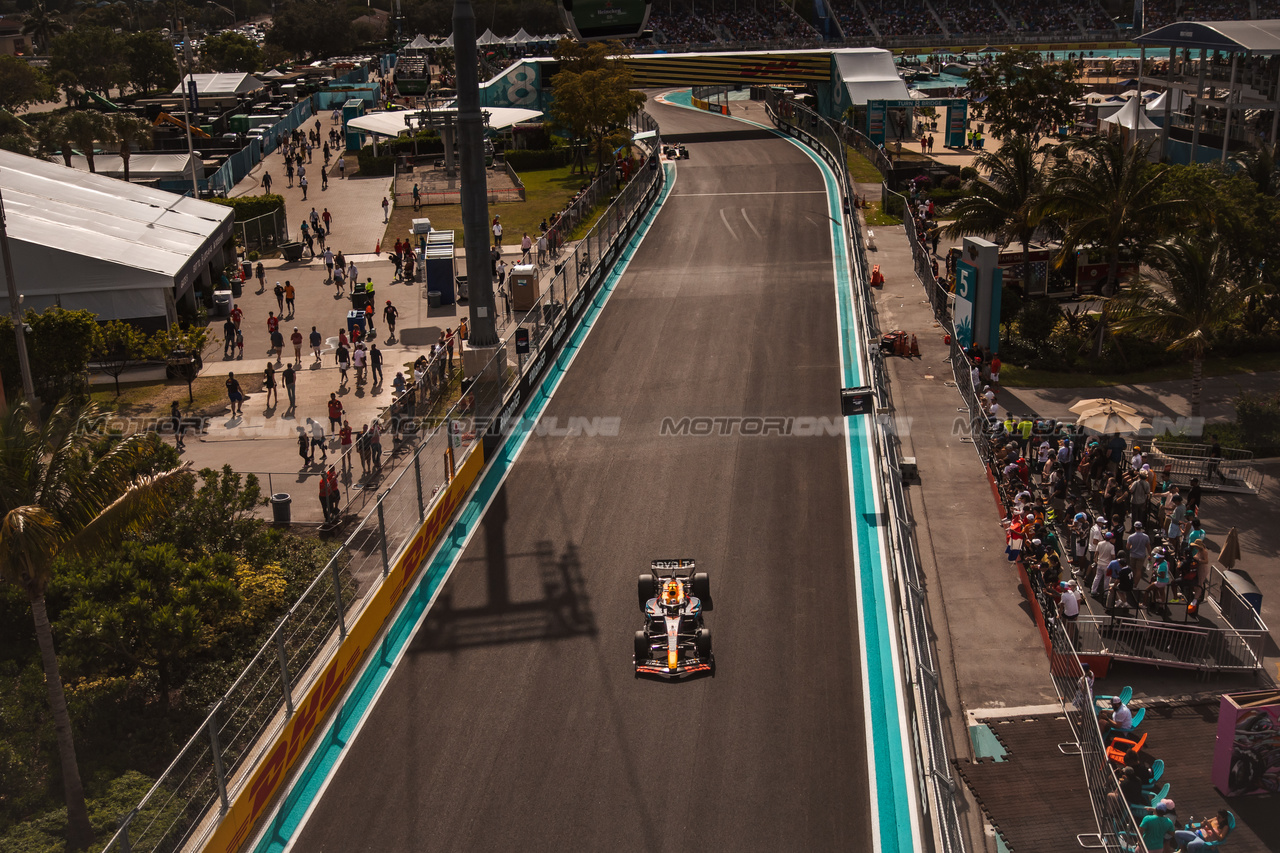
top-left (943, 135), bottom-right (1049, 297)
top-left (110, 112), bottom-right (155, 182)
top-left (1231, 143), bottom-right (1278, 199)
top-left (547, 40), bottom-right (646, 175)
top-left (0, 307), bottom-right (99, 403)
top-left (62, 110), bottom-right (113, 173)
top-left (965, 49), bottom-right (1082, 141)
top-left (0, 55), bottom-right (56, 114)
top-left (0, 398), bottom-right (186, 850)
top-left (202, 31), bottom-right (264, 73)
top-left (125, 30), bottom-right (181, 95)
top-left (48, 26), bottom-right (128, 97)
top-left (0, 110), bottom-right (37, 156)
top-left (1110, 235), bottom-right (1256, 417)
top-left (1039, 135), bottom-right (1184, 298)
top-left (32, 112), bottom-right (73, 166)
top-left (56, 543), bottom-right (240, 713)
top-left (265, 0), bottom-right (355, 60)
top-left (21, 1), bottom-right (66, 55)
top-left (93, 321), bottom-right (160, 397)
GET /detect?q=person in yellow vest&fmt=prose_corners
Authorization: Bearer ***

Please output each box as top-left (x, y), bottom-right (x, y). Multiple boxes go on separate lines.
top-left (1018, 417), bottom-right (1034, 452)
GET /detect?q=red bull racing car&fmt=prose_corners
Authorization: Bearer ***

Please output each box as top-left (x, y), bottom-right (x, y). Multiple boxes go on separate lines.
top-left (634, 559), bottom-right (714, 679)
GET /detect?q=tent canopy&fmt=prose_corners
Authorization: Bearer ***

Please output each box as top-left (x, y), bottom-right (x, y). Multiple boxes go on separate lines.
top-left (1099, 97), bottom-right (1159, 131)
top-left (834, 48), bottom-right (911, 106)
top-left (57, 153), bottom-right (201, 182)
top-left (347, 106), bottom-right (544, 138)
top-left (476, 28), bottom-right (502, 45)
top-left (172, 73), bottom-right (263, 96)
top-left (405, 33), bottom-right (433, 49)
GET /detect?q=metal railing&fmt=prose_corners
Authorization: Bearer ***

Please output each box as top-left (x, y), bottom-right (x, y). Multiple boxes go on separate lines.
top-left (233, 207), bottom-right (288, 252)
top-left (764, 89), bottom-right (966, 853)
top-left (101, 108), bottom-right (664, 853)
top-left (1045, 618), bottom-right (1148, 852)
top-left (1129, 437), bottom-right (1261, 494)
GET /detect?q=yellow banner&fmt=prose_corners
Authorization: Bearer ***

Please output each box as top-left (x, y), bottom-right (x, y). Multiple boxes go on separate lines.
top-left (202, 443), bottom-right (486, 853)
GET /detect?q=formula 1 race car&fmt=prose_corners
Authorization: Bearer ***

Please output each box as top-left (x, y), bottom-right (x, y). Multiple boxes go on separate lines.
top-left (634, 559), bottom-right (714, 679)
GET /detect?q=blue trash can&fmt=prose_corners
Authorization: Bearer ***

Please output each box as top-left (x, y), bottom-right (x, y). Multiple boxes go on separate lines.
top-left (346, 310), bottom-right (366, 336)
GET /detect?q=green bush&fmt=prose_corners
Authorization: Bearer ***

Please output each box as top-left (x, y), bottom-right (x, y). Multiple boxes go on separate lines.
top-left (940, 174), bottom-right (963, 191)
top-left (960, 166), bottom-right (979, 181)
top-left (356, 148), bottom-right (395, 176)
top-left (503, 148), bottom-right (574, 170)
top-left (209, 194), bottom-right (284, 221)
top-left (1234, 390), bottom-right (1280, 448)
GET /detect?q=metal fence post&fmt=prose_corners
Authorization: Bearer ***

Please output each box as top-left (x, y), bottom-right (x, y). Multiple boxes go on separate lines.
top-left (377, 492), bottom-right (391, 578)
top-left (414, 455), bottom-right (425, 521)
top-left (331, 556), bottom-right (347, 641)
top-left (207, 704), bottom-right (230, 813)
top-left (275, 615), bottom-right (294, 717)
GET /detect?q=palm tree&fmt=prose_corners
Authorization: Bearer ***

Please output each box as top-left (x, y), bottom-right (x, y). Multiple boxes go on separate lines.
top-left (1109, 235), bottom-right (1256, 417)
top-left (34, 113), bottom-right (74, 167)
top-left (1231, 143), bottom-right (1278, 198)
top-left (63, 111), bottom-right (112, 173)
top-left (0, 398), bottom-right (187, 850)
top-left (110, 113), bottom-right (154, 182)
top-left (1039, 135), bottom-right (1185, 297)
top-left (943, 135), bottom-right (1049, 296)
top-left (21, 1), bottom-right (66, 55)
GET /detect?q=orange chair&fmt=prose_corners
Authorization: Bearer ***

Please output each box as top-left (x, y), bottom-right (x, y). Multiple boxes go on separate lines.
top-left (1106, 731), bottom-right (1147, 765)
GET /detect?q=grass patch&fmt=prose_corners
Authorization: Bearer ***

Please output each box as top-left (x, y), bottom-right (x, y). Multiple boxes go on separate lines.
top-left (864, 202), bottom-right (901, 227)
top-left (1000, 350), bottom-right (1280, 389)
top-left (846, 145), bottom-right (884, 183)
top-left (90, 376), bottom-right (228, 422)
top-left (384, 163), bottom-right (600, 247)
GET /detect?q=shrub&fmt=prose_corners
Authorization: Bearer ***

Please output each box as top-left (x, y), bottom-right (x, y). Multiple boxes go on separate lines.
top-left (1234, 390), bottom-right (1280, 448)
top-left (940, 174), bottom-right (963, 191)
top-left (209, 194), bottom-right (284, 221)
top-left (960, 166), bottom-right (979, 181)
top-left (355, 148), bottom-right (395, 176)
top-left (503, 148), bottom-right (575, 170)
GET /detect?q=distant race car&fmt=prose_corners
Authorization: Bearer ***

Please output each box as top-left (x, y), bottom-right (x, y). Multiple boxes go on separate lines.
top-left (634, 559), bottom-right (714, 679)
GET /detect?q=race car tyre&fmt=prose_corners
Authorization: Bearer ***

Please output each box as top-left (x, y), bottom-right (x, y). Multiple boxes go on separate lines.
top-left (638, 573), bottom-right (655, 612)
top-left (693, 572), bottom-right (712, 611)
top-left (696, 626), bottom-right (712, 657)
top-left (634, 630), bottom-right (649, 664)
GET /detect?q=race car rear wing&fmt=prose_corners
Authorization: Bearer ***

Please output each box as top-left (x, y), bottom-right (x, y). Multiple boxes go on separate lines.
top-left (651, 559), bottom-right (696, 575)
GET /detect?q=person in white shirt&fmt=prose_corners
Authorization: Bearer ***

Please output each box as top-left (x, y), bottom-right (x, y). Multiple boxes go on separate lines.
top-left (1092, 532), bottom-right (1116, 595)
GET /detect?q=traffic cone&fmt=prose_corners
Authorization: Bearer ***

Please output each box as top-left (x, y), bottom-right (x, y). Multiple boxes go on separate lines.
top-left (375, 239), bottom-right (381, 255)
top-left (909, 334), bottom-right (920, 358)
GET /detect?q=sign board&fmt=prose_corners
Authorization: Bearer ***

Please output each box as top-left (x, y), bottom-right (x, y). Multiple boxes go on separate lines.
top-left (514, 327), bottom-right (530, 355)
top-left (954, 260), bottom-right (976, 349)
top-left (841, 386), bottom-right (875, 416)
top-left (561, 0), bottom-right (652, 41)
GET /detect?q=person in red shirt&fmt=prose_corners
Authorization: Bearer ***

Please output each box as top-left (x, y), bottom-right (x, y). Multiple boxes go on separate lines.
top-left (338, 329), bottom-right (349, 348)
top-left (267, 312), bottom-right (279, 335)
top-left (325, 467), bottom-right (341, 522)
top-left (990, 354), bottom-right (1002, 384)
top-left (230, 304), bottom-right (243, 329)
top-left (339, 420), bottom-right (353, 469)
top-left (327, 392), bottom-right (344, 433)
top-left (290, 327), bottom-right (304, 364)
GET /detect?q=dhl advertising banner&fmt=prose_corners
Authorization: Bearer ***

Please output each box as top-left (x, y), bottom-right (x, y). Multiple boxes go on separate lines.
top-left (624, 51), bottom-right (829, 87)
top-left (202, 443), bottom-right (486, 853)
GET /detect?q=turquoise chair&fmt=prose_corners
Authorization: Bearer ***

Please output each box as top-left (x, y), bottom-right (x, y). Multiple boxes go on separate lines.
top-left (1140, 759), bottom-right (1164, 793)
top-left (1129, 785), bottom-right (1170, 820)
top-left (1106, 707), bottom-right (1146, 744)
top-left (1094, 685), bottom-right (1134, 715)
top-left (1182, 811), bottom-right (1235, 847)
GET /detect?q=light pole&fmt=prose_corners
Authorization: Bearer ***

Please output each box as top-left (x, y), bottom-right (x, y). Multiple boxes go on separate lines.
top-left (453, 0), bottom-right (498, 348)
top-left (0, 176), bottom-right (38, 406)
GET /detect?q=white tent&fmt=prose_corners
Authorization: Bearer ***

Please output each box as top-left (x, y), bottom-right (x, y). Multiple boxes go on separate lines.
top-left (833, 48), bottom-right (911, 106)
top-left (58, 153), bottom-right (202, 183)
top-left (1098, 97), bottom-right (1159, 152)
top-left (476, 28), bottom-right (501, 45)
top-left (511, 28), bottom-right (534, 43)
top-left (405, 33), bottom-right (434, 50)
top-left (439, 33), bottom-right (454, 46)
top-left (0, 150), bottom-right (233, 324)
top-left (172, 73), bottom-right (263, 97)
top-left (261, 69), bottom-right (285, 79)
top-left (347, 106), bottom-right (543, 139)
top-left (1147, 88), bottom-right (1189, 114)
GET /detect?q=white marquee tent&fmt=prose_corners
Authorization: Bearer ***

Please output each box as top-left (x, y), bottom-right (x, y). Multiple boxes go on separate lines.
top-left (833, 48), bottom-right (911, 106)
top-left (0, 150), bottom-right (233, 325)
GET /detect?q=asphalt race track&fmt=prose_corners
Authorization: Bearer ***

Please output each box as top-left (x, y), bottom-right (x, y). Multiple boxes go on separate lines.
top-left (288, 96), bottom-right (871, 852)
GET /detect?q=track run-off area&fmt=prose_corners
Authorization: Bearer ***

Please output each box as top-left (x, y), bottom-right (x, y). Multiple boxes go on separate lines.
top-left (248, 91), bottom-right (919, 853)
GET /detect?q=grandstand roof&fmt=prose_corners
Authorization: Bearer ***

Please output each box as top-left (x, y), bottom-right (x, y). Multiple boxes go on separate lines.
top-left (1134, 19), bottom-right (1280, 55)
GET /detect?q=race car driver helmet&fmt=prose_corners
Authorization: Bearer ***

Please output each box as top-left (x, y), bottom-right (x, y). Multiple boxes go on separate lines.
top-left (662, 579), bottom-right (682, 606)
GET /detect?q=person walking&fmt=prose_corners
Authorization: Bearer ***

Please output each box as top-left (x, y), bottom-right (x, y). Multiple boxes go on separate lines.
top-left (299, 174), bottom-right (308, 200)
top-left (327, 392), bottom-right (345, 434)
top-left (256, 262), bottom-right (266, 292)
top-left (445, 328), bottom-right (455, 372)
top-left (364, 302), bottom-right (376, 337)
top-left (282, 362), bottom-right (297, 409)
top-left (284, 281), bottom-right (296, 317)
top-left (170, 400), bottom-right (185, 451)
top-left (285, 159), bottom-right (294, 187)
top-left (262, 171), bottom-right (272, 194)
top-left (288, 326), bottom-right (303, 365)
top-left (320, 167), bottom-right (328, 191)
top-left (383, 300), bottom-right (398, 340)
top-left (263, 363), bottom-right (278, 407)
top-left (322, 208), bottom-right (332, 233)
top-left (537, 231), bottom-right (548, 266)
top-left (370, 343), bottom-right (383, 386)
top-left (412, 183), bottom-right (421, 210)
top-left (309, 417), bottom-right (328, 463)
top-left (226, 372), bottom-right (244, 416)
top-left (274, 281), bottom-right (285, 313)
top-left (369, 420), bottom-right (383, 472)
top-left (339, 420), bottom-right (353, 469)
top-left (323, 247), bottom-right (335, 281)
top-left (298, 426), bottom-right (312, 466)
top-left (333, 261), bottom-right (346, 293)
top-left (352, 343), bottom-right (367, 385)
top-left (223, 316), bottom-right (236, 357)
top-left (382, 196), bottom-right (390, 223)
top-left (492, 215), bottom-right (503, 247)
top-left (335, 340), bottom-right (350, 385)
top-left (318, 468), bottom-right (333, 521)
top-left (310, 326), bottom-right (324, 362)
top-left (520, 231), bottom-right (533, 263)
top-left (338, 156), bottom-right (345, 179)
top-left (347, 260), bottom-right (358, 285)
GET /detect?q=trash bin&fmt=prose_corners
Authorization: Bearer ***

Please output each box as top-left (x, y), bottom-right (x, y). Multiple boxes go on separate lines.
top-left (270, 493), bottom-right (291, 525)
top-left (346, 310), bottom-right (367, 335)
top-left (231, 277), bottom-right (242, 298)
top-left (241, 261), bottom-right (252, 280)
top-left (427, 290), bottom-right (442, 308)
top-left (280, 242), bottom-right (305, 263)
top-left (350, 288), bottom-right (374, 312)
top-left (212, 290), bottom-right (232, 316)
top-left (1223, 570), bottom-right (1262, 614)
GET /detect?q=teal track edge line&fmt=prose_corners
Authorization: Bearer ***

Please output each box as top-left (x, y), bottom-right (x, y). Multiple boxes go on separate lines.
top-left (661, 90), bottom-right (915, 851)
top-left (251, 165), bottom-right (676, 853)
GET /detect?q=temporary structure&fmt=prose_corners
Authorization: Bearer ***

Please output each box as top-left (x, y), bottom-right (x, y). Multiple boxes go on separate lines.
top-left (1069, 398), bottom-right (1139, 416)
top-left (1076, 406), bottom-right (1148, 435)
